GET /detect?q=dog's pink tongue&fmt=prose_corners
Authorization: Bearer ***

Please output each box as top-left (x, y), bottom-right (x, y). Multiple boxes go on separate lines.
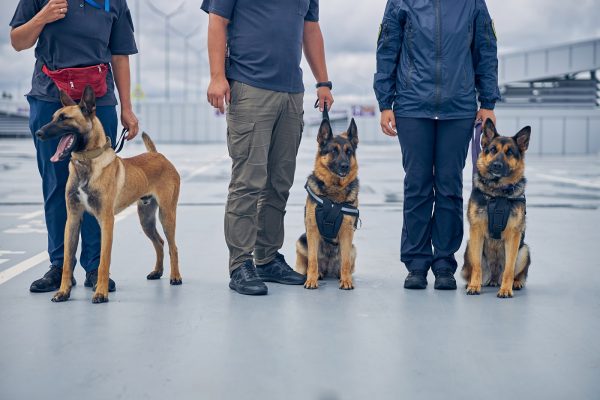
top-left (50, 135), bottom-right (72, 163)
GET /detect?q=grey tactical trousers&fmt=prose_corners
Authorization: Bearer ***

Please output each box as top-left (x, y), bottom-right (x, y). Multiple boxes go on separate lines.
top-left (224, 81), bottom-right (304, 273)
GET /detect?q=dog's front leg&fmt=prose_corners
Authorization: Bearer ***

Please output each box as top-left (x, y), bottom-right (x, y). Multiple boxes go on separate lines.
top-left (498, 230), bottom-right (521, 298)
top-left (305, 222), bottom-right (320, 289)
top-left (92, 212), bottom-right (115, 303)
top-left (338, 219), bottom-right (355, 290)
top-left (52, 205), bottom-right (83, 302)
top-left (466, 224), bottom-right (485, 295)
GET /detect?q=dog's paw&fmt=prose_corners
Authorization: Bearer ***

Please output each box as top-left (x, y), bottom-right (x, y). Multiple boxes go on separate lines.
top-left (304, 277), bottom-right (319, 289)
top-left (497, 287), bottom-right (513, 298)
top-left (92, 292), bottom-right (109, 303)
top-left (170, 275), bottom-right (182, 285)
top-left (146, 270), bottom-right (163, 280)
top-left (339, 277), bottom-right (354, 290)
top-left (51, 291), bottom-right (70, 302)
top-left (513, 280), bottom-right (525, 290)
top-left (466, 285), bottom-right (481, 295)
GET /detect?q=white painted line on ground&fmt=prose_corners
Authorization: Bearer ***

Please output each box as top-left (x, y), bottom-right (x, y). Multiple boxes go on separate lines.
top-left (0, 153), bottom-right (229, 286)
top-left (535, 173), bottom-right (600, 190)
top-left (0, 251), bottom-right (48, 285)
top-left (18, 210), bottom-right (44, 220)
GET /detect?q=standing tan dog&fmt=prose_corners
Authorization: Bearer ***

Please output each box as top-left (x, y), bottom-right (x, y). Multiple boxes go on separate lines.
top-left (295, 119), bottom-right (360, 290)
top-left (35, 86), bottom-right (181, 303)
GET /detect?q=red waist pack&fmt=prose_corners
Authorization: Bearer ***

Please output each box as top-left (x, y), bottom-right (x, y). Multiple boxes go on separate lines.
top-left (42, 64), bottom-right (109, 100)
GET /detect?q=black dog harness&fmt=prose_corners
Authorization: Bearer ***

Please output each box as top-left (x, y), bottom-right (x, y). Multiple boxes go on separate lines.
top-left (487, 192), bottom-right (526, 239)
top-left (305, 183), bottom-right (359, 243)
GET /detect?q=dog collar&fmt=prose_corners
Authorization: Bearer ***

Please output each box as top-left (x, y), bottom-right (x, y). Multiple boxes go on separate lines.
top-left (71, 137), bottom-right (113, 161)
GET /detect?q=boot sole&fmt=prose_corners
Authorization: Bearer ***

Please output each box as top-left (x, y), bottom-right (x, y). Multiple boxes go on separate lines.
top-left (229, 282), bottom-right (268, 296)
top-left (30, 279), bottom-right (76, 293)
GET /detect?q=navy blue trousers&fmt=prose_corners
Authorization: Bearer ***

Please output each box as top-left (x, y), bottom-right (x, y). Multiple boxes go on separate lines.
top-left (396, 117), bottom-right (474, 275)
top-left (28, 97), bottom-right (118, 272)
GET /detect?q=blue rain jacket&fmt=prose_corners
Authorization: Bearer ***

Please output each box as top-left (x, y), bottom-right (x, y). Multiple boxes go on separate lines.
top-left (374, 0), bottom-right (500, 119)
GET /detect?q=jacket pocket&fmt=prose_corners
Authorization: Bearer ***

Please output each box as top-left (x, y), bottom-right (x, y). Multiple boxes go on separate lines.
top-left (226, 119), bottom-right (255, 159)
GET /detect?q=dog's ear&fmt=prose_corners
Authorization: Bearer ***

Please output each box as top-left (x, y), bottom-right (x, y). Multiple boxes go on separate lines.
top-left (347, 118), bottom-right (359, 148)
top-left (317, 119), bottom-right (333, 147)
top-left (481, 118), bottom-right (499, 148)
top-left (514, 126), bottom-right (531, 153)
top-left (79, 85), bottom-right (96, 117)
top-left (60, 90), bottom-right (76, 107)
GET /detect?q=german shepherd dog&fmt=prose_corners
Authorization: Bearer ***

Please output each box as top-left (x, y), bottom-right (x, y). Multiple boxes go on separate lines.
top-left (35, 86), bottom-right (181, 303)
top-left (462, 119), bottom-right (531, 298)
top-left (295, 119), bottom-right (359, 290)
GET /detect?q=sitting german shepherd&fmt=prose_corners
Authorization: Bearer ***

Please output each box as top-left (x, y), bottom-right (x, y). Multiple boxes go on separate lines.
top-left (36, 86), bottom-right (181, 303)
top-left (462, 119), bottom-right (531, 298)
top-left (295, 119), bottom-right (360, 290)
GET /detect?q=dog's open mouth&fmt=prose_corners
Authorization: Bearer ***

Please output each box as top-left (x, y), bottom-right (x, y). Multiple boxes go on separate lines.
top-left (50, 134), bottom-right (77, 163)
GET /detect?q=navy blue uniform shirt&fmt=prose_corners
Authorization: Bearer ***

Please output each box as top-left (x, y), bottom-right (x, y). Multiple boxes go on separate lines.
top-left (10, 0), bottom-right (138, 106)
top-left (201, 0), bottom-right (319, 94)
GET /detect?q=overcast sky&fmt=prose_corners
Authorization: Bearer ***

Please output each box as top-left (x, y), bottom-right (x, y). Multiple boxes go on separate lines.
top-left (1, 0), bottom-right (599, 103)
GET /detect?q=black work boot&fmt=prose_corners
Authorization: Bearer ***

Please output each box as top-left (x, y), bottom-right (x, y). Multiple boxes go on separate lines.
top-left (84, 269), bottom-right (116, 292)
top-left (434, 271), bottom-right (457, 290)
top-left (404, 271), bottom-right (428, 289)
top-left (229, 260), bottom-right (268, 296)
top-left (256, 253), bottom-right (306, 285)
top-left (30, 265), bottom-right (76, 293)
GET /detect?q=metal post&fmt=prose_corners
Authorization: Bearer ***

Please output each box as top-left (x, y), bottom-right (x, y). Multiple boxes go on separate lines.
top-left (147, 2), bottom-right (184, 101)
top-left (171, 25), bottom-right (201, 101)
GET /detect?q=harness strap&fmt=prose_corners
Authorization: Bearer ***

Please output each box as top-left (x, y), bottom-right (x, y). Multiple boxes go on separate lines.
top-left (305, 184), bottom-right (359, 216)
top-left (71, 137), bottom-right (113, 161)
top-left (487, 195), bottom-right (526, 239)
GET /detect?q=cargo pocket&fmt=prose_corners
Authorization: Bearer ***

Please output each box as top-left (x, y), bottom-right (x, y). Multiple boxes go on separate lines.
top-left (226, 120), bottom-right (255, 160)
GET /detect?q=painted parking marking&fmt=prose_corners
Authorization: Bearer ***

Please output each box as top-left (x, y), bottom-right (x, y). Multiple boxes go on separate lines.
top-left (535, 173), bottom-right (600, 190)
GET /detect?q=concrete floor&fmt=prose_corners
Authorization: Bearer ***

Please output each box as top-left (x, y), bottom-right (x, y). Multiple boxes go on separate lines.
top-left (1, 134), bottom-right (599, 400)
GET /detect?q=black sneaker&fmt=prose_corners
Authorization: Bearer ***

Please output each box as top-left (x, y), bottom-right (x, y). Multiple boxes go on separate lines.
top-left (30, 265), bottom-right (76, 293)
top-left (256, 253), bottom-right (306, 285)
top-left (84, 269), bottom-right (116, 292)
top-left (229, 260), bottom-right (268, 296)
top-left (434, 271), bottom-right (457, 290)
top-left (404, 272), bottom-right (428, 289)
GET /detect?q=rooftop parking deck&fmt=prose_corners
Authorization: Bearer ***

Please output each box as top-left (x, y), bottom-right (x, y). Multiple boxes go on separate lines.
top-left (0, 137), bottom-right (599, 400)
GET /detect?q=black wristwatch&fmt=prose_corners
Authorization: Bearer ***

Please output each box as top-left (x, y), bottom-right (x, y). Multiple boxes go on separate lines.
top-left (316, 81), bottom-right (333, 90)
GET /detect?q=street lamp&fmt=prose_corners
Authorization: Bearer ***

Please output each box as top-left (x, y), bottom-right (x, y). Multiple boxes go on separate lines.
top-left (147, 1), bottom-right (184, 101)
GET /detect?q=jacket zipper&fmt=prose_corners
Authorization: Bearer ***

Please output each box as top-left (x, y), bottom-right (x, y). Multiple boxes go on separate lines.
top-left (434, 0), bottom-right (442, 119)
top-left (406, 20), bottom-right (414, 89)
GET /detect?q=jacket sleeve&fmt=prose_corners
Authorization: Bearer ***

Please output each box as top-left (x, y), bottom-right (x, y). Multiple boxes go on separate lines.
top-left (472, 0), bottom-right (501, 110)
top-left (373, 0), bottom-right (405, 112)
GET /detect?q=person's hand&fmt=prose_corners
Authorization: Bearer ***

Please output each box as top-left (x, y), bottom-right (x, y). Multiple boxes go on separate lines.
top-left (316, 87), bottom-right (334, 112)
top-left (207, 76), bottom-right (230, 114)
top-left (36, 0), bottom-right (68, 25)
top-left (121, 107), bottom-right (139, 140)
top-left (476, 108), bottom-right (496, 126)
top-left (380, 109), bottom-right (397, 137)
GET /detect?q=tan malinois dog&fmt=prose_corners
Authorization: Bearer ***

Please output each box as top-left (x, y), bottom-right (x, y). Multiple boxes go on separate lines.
top-left (36, 86), bottom-right (181, 303)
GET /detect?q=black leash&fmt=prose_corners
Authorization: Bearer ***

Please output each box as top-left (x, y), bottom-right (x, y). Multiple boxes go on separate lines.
top-left (114, 128), bottom-right (128, 154)
top-left (314, 99), bottom-right (329, 121)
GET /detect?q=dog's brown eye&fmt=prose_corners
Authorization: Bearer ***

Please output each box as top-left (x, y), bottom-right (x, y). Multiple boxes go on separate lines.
top-left (506, 149), bottom-right (513, 157)
top-left (346, 148), bottom-right (352, 155)
top-left (490, 147), bottom-right (497, 155)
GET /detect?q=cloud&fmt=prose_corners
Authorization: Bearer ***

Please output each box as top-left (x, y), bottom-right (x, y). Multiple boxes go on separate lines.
top-left (1, 0), bottom-right (599, 102)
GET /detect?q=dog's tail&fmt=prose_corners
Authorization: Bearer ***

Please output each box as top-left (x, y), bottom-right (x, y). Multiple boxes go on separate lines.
top-left (142, 132), bottom-right (158, 153)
